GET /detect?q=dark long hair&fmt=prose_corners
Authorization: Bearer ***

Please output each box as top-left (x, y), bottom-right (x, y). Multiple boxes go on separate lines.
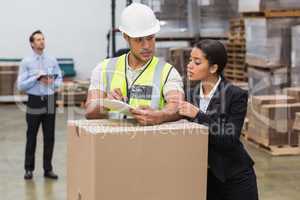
top-left (195, 39), bottom-right (227, 75)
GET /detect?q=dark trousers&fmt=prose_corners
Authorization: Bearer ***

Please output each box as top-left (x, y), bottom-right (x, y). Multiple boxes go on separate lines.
top-left (207, 167), bottom-right (259, 200)
top-left (25, 94), bottom-right (56, 172)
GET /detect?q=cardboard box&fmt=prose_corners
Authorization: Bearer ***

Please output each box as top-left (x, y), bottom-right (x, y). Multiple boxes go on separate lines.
top-left (294, 113), bottom-right (300, 131)
top-left (0, 64), bottom-right (19, 72)
top-left (248, 66), bottom-right (289, 95)
top-left (248, 112), bottom-right (299, 146)
top-left (250, 95), bottom-right (296, 114)
top-left (294, 113), bottom-right (300, 146)
top-left (68, 119), bottom-right (209, 200)
top-left (261, 103), bottom-right (300, 120)
top-left (286, 87), bottom-right (300, 102)
top-left (248, 98), bottom-right (300, 146)
top-left (0, 62), bottom-right (19, 96)
top-left (248, 118), bottom-right (290, 146)
top-left (0, 71), bottom-right (18, 96)
top-left (239, 0), bottom-right (300, 13)
top-left (291, 68), bottom-right (300, 87)
top-left (244, 17), bottom-right (300, 68)
top-left (292, 25), bottom-right (300, 67)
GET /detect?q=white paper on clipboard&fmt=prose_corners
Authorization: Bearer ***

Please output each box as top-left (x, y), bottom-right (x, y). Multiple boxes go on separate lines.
top-left (101, 99), bottom-right (134, 115)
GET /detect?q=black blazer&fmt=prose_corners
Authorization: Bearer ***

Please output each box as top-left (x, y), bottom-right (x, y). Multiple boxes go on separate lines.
top-left (186, 77), bottom-right (254, 182)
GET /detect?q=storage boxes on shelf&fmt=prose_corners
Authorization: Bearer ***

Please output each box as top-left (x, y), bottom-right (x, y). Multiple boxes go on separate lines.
top-left (239, 0), bottom-right (300, 13)
top-left (247, 95), bottom-right (300, 147)
top-left (247, 65), bottom-right (289, 95)
top-left (244, 17), bottom-right (300, 68)
top-left (0, 58), bottom-right (21, 96)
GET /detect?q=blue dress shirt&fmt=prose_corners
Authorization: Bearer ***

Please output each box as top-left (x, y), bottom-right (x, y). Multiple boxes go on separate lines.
top-left (17, 52), bottom-right (63, 96)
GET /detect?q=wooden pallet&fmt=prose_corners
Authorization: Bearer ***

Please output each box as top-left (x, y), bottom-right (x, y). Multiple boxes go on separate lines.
top-left (228, 59), bottom-right (246, 64)
top-left (227, 43), bottom-right (246, 47)
top-left (225, 66), bottom-right (246, 72)
top-left (243, 9), bottom-right (300, 18)
top-left (227, 52), bottom-right (246, 58)
top-left (225, 69), bottom-right (246, 76)
top-left (226, 77), bottom-right (247, 82)
top-left (224, 75), bottom-right (247, 82)
top-left (224, 73), bottom-right (246, 79)
top-left (227, 65), bottom-right (246, 71)
top-left (225, 17), bottom-right (248, 83)
top-left (227, 49), bottom-right (246, 54)
top-left (242, 133), bottom-right (300, 156)
top-left (242, 12), bottom-right (265, 18)
top-left (265, 9), bottom-right (300, 18)
top-left (228, 58), bottom-right (245, 64)
top-left (229, 32), bottom-right (245, 37)
top-left (227, 45), bottom-right (246, 50)
top-left (230, 18), bottom-right (245, 27)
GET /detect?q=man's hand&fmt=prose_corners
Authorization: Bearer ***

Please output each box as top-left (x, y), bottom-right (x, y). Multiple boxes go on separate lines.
top-left (107, 88), bottom-right (128, 102)
top-left (38, 75), bottom-right (54, 85)
top-left (85, 90), bottom-right (109, 119)
top-left (130, 106), bottom-right (162, 125)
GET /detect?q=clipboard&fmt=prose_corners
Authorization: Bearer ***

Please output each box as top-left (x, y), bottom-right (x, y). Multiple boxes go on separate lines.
top-left (101, 99), bottom-right (134, 115)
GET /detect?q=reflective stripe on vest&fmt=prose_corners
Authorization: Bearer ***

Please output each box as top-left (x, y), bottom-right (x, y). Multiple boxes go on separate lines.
top-left (103, 54), bottom-right (172, 110)
top-left (150, 58), bottom-right (166, 109)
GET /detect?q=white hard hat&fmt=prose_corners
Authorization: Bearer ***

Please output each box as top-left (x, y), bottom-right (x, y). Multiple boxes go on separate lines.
top-left (119, 3), bottom-right (160, 38)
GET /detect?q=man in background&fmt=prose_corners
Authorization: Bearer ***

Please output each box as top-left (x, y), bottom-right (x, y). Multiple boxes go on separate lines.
top-left (17, 30), bottom-right (62, 180)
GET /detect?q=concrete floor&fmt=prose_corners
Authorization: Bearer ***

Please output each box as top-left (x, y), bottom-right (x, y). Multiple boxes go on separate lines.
top-left (0, 105), bottom-right (299, 200)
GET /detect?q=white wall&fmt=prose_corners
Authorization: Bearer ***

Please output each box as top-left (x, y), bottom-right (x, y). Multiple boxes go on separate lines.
top-left (0, 0), bottom-right (130, 79)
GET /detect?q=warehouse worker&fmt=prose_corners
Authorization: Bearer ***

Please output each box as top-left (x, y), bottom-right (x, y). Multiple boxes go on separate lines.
top-left (85, 3), bottom-right (184, 125)
top-left (17, 30), bottom-right (62, 180)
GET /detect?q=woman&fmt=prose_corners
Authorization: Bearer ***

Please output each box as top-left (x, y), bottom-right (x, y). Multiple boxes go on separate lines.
top-left (175, 40), bottom-right (258, 200)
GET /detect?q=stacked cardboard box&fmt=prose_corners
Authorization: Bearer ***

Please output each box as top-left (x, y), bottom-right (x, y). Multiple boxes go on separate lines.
top-left (248, 95), bottom-right (300, 146)
top-left (291, 66), bottom-right (300, 87)
top-left (67, 119), bottom-right (208, 200)
top-left (286, 87), bottom-right (300, 102)
top-left (248, 66), bottom-right (289, 95)
top-left (291, 26), bottom-right (300, 68)
top-left (291, 25), bottom-right (300, 86)
top-left (0, 60), bottom-right (20, 96)
top-left (239, 0), bottom-right (300, 12)
top-left (294, 113), bottom-right (300, 129)
top-left (244, 17), bottom-right (300, 68)
top-left (293, 113), bottom-right (300, 145)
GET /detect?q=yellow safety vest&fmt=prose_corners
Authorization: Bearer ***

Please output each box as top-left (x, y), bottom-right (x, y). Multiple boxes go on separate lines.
top-left (100, 54), bottom-right (172, 115)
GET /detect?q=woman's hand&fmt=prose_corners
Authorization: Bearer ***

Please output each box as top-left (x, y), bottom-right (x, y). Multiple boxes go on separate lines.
top-left (171, 100), bottom-right (200, 119)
